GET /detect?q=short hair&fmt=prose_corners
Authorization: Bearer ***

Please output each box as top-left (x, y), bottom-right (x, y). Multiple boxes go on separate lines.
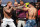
top-left (20, 1), bottom-right (24, 3)
top-left (20, 1), bottom-right (23, 2)
top-left (14, 2), bottom-right (18, 4)
top-left (29, 2), bottom-right (36, 7)
top-left (20, 1), bottom-right (24, 4)
top-left (7, 1), bottom-right (12, 4)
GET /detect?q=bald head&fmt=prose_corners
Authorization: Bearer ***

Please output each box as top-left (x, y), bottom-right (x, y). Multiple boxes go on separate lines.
top-left (14, 2), bottom-right (18, 7)
top-left (14, 2), bottom-right (18, 5)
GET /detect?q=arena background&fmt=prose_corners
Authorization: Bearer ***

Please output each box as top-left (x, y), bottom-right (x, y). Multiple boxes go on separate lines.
top-left (1, 0), bottom-right (39, 6)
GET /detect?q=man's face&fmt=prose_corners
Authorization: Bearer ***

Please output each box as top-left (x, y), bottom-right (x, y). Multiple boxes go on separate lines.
top-left (8, 3), bottom-right (12, 7)
top-left (29, 4), bottom-right (33, 7)
top-left (14, 2), bottom-right (18, 7)
top-left (20, 1), bottom-right (24, 5)
top-left (36, 4), bottom-right (39, 8)
top-left (14, 4), bottom-right (18, 7)
top-left (0, 1), bottom-right (1, 4)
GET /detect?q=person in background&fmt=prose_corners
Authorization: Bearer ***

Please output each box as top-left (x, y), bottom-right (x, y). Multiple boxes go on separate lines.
top-left (38, 8), bottom-right (40, 27)
top-left (0, 0), bottom-right (3, 26)
top-left (35, 3), bottom-right (40, 27)
top-left (12, 2), bottom-right (18, 27)
top-left (35, 3), bottom-right (39, 10)
top-left (14, 2), bottom-right (19, 27)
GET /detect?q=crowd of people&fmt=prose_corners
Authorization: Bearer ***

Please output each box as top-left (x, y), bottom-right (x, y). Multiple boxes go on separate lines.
top-left (0, 0), bottom-right (40, 27)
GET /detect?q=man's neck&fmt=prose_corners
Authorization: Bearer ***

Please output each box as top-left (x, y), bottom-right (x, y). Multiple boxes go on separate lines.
top-left (20, 4), bottom-right (23, 6)
top-left (31, 6), bottom-right (34, 8)
top-left (15, 6), bottom-right (18, 7)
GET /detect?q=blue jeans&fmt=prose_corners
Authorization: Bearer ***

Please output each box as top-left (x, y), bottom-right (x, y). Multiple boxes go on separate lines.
top-left (25, 19), bottom-right (37, 27)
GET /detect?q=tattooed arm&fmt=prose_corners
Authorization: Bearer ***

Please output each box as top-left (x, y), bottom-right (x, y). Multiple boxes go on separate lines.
top-left (3, 7), bottom-right (12, 13)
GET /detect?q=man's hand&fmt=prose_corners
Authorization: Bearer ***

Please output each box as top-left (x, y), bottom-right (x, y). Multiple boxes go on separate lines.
top-left (1, 20), bottom-right (3, 23)
top-left (16, 20), bottom-right (18, 23)
top-left (25, 21), bottom-right (26, 24)
top-left (13, 7), bottom-right (17, 10)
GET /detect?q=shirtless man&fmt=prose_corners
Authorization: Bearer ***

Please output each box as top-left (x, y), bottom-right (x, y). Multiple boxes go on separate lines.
top-left (24, 2), bottom-right (37, 27)
top-left (1, 1), bottom-right (16, 27)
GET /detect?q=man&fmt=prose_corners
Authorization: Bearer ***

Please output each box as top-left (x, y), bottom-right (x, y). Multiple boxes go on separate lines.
top-left (12, 2), bottom-right (18, 27)
top-left (20, 1), bottom-right (24, 6)
top-left (24, 2), bottom-right (37, 27)
top-left (1, 1), bottom-right (16, 27)
top-left (16, 1), bottom-right (28, 27)
top-left (14, 2), bottom-right (18, 7)
top-left (35, 3), bottom-right (39, 10)
top-left (38, 9), bottom-right (40, 27)
top-left (0, 0), bottom-right (3, 26)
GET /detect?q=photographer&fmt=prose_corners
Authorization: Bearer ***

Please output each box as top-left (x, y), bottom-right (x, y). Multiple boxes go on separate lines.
top-left (0, 0), bottom-right (3, 26)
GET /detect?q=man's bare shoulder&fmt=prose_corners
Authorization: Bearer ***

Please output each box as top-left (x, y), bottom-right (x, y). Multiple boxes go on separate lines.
top-left (3, 7), bottom-right (8, 11)
top-left (33, 8), bottom-right (37, 13)
top-left (34, 8), bottom-right (37, 11)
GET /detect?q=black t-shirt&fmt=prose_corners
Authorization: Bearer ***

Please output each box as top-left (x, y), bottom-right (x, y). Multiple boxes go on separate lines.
top-left (0, 5), bottom-right (4, 19)
top-left (12, 10), bottom-right (17, 25)
top-left (12, 10), bottom-right (17, 20)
